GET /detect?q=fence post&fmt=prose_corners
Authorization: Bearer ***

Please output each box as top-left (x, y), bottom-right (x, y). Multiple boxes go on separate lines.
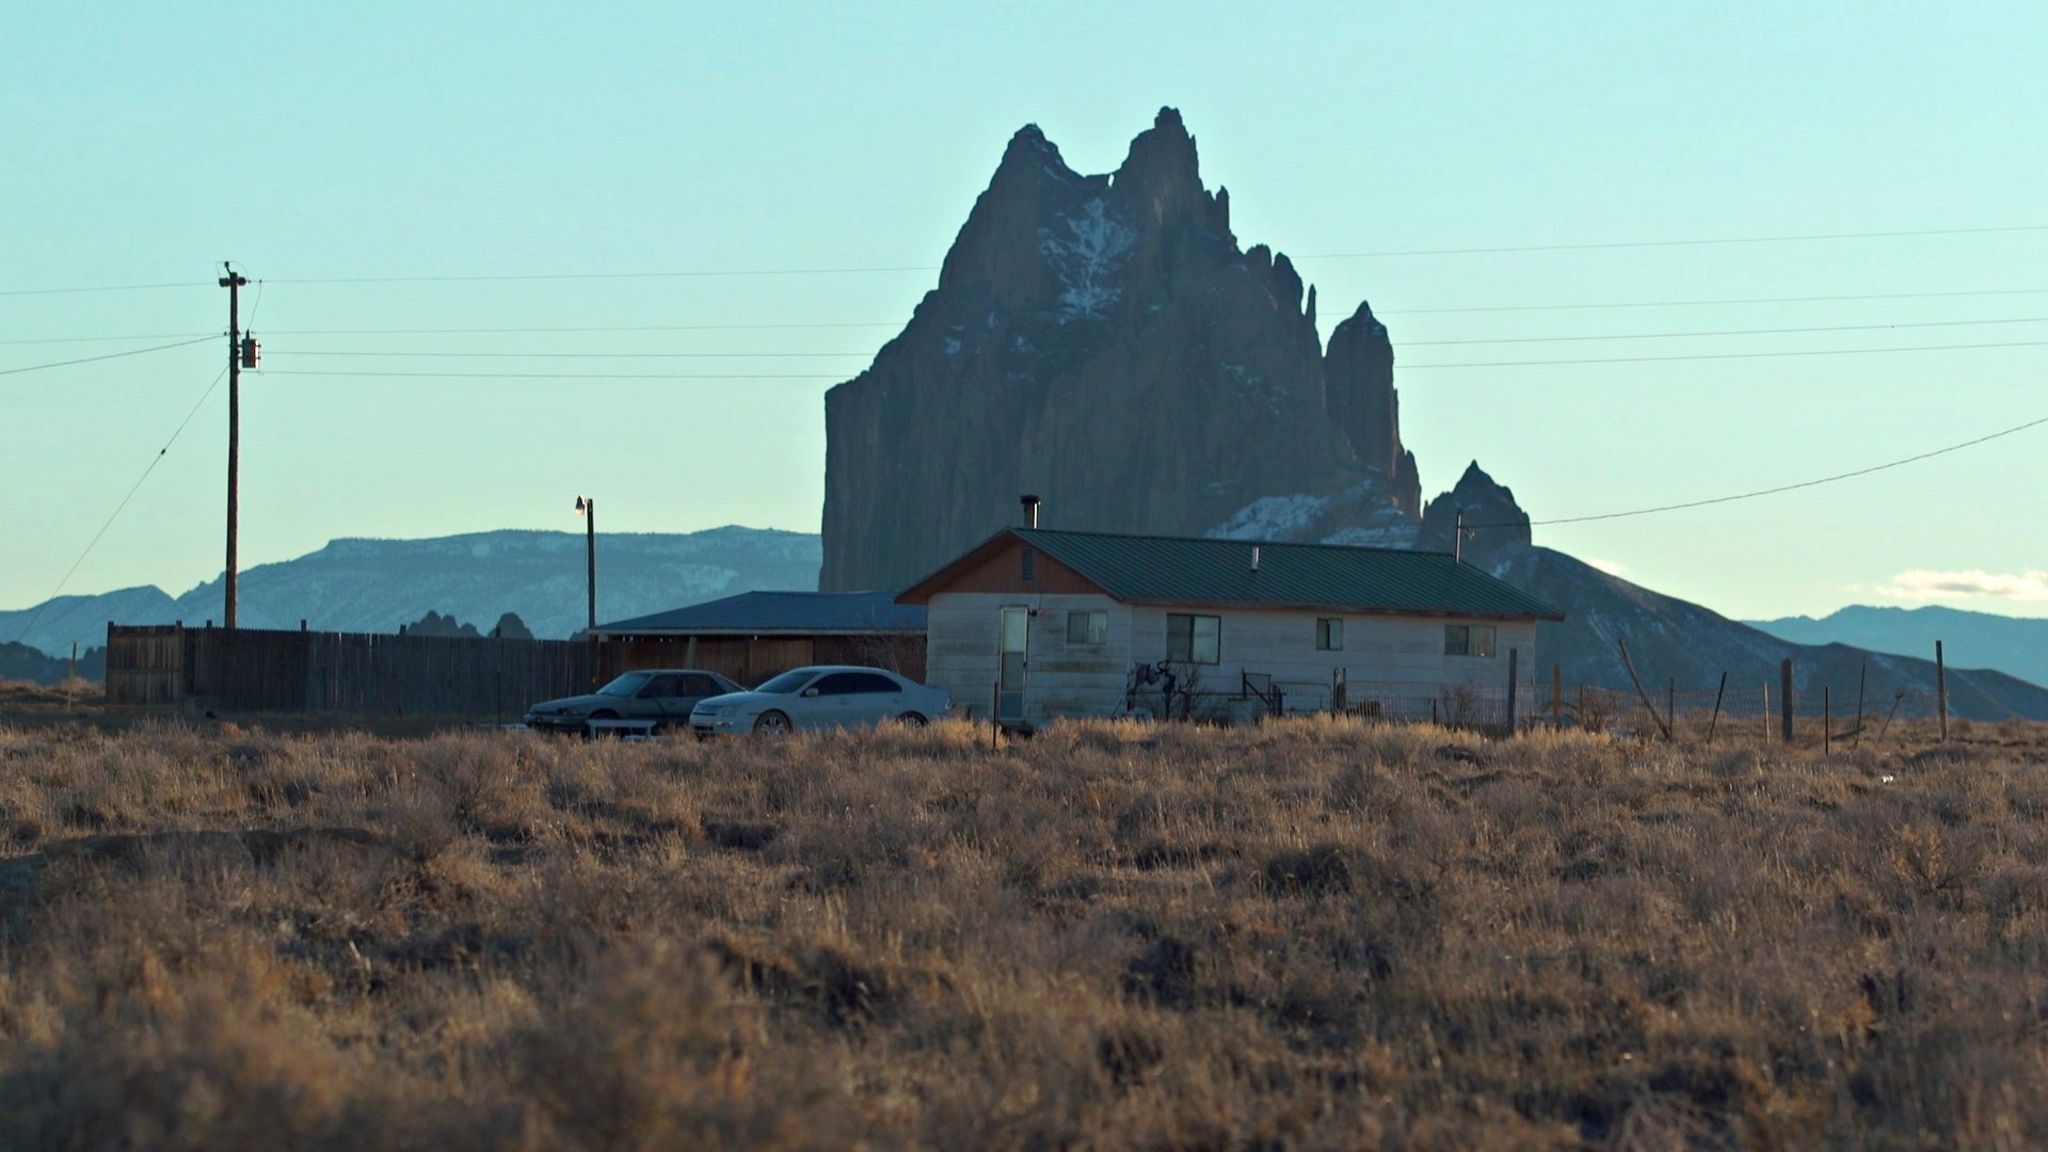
top-left (1506, 648), bottom-right (1519, 734)
top-left (1780, 660), bottom-right (1795, 744)
top-left (1854, 663), bottom-right (1866, 748)
top-left (1879, 690), bottom-right (1904, 743)
top-left (1708, 671), bottom-right (1726, 742)
top-left (1761, 682), bottom-right (1770, 745)
top-left (1823, 685), bottom-right (1832, 757)
top-left (1616, 639), bottom-right (1671, 740)
top-left (1551, 663), bottom-right (1563, 727)
top-left (1935, 640), bottom-right (1949, 742)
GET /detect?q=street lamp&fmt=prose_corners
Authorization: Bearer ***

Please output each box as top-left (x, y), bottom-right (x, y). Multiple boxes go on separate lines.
top-left (574, 496), bottom-right (597, 633)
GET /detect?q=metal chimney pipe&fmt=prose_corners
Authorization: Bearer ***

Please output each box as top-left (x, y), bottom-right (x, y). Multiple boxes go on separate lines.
top-left (1251, 545), bottom-right (1261, 572)
top-left (1020, 494), bottom-right (1041, 528)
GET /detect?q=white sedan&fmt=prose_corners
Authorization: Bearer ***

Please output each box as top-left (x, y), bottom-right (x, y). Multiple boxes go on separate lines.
top-left (690, 665), bottom-right (951, 736)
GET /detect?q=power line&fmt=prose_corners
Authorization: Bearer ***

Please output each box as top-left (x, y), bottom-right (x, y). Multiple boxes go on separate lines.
top-left (262, 321), bottom-right (899, 335)
top-left (16, 298), bottom-right (2047, 348)
top-left (1297, 223), bottom-right (2048, 260)
top-left (1403, 315), bottom-right (2048, 347)
top-left (1405, 338), bottom-right (2048, 370)
top-left (265, 369), bottom-right (846, 380)
top-left (0, 332), bottom-right (216, 347)
top-left (258, 338), bottom-right (2048, 379)
top-left (34, 221), bottom-right (2020, 293)
top-left (1469, 413), bottom-right (2048, 530)
top-left (262, 314), bottom-right (2048, 357)
top-left (266, 265), bottom-right (939, 285)
top-left (268, 349), bottom-right (874, 359)
top-left (0, 336), bottom-right (218, 377)
top-left (258, 316), bottom-right (2048, 359)
top-left (1380, 286), bottom-right (2048, 316)
top-left (10, 295), bottom-right (2048, 349)
top-left (0, 281), bottom-right (205, 299)
top-left (9, 365), bottom-right (230, 646)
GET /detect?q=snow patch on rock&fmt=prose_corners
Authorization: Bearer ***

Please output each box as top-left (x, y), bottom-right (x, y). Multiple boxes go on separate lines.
top-left (1321, 523), bottom-right (1420, 549)
top-left (1038, 199), bottom-right (1136, 321)
top-left (1206, 494), bottom-right (1330, 541)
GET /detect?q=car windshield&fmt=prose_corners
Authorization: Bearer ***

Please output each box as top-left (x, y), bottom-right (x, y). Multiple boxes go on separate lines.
top-left (595, 672), bottom-right (652, 698)
top-left (754, 669), bottom-right (819, 694)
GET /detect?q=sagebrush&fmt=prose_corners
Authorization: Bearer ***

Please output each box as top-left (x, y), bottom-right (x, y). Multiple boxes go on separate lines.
top-left (1, 717), bottom-right (2045, 1150)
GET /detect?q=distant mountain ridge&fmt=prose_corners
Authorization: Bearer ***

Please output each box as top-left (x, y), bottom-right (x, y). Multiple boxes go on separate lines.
top-left (8, 524), bottom-right (2045, 720)
top-left (1, 526), bottom-right (820, 658)
top-left (1747, 605), bottom-right (2048, 688)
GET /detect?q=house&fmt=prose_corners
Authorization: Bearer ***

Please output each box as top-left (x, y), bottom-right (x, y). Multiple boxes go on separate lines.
top-left (593, 591), bottom-right (926, 686)
top-left (896, 527), bottom-right (1565, 728)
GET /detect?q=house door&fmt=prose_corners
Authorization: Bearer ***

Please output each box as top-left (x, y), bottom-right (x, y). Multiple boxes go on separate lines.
top-left (998, 607), bottom-right (1029, 724)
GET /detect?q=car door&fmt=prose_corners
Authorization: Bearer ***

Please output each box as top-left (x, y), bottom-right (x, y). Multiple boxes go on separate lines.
top-left (675, 673), bottom-right (729, 716)
top-left (838, 671), bottom-right (907, 727)
top-left (635, 674), bottom-right (684, 722)
top-left (800, 673), bottom-right (861, 729)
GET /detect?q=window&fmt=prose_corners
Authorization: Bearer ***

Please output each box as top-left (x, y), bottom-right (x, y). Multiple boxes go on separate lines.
top-left (756, 668), bottom-right (819, 694)
top-left (810, 672), bottom-right (902, 696)
top-left (1444, 624), bottom-right (1497, 658)
top-left (1021, 546), bottom-right (1037, 583)
top-left (1166, 614), bottom-right (1220, 664)
top-left (1066, 609), bottom-right (1108, 645)
top-left (680, 674), bottom-right (725, 697)
top-left (596, 672), bottom-right (652, 697)
top-left (810, 673), bottom-right (860, 696)
top-left (1316, 617), bottom-right (1343, 651)
top-left (640, 674), bottom-right (682, 697)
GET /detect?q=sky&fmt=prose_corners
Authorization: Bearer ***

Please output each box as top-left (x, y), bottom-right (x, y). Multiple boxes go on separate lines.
top-left (3, 1), bottom-right (2045, 623)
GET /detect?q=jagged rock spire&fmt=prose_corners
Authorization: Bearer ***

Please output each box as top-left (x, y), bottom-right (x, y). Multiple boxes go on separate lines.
top-left (1419, 462), bottom-right (1532, 559)
top-left (821, 110), bottom-right (1423, 591)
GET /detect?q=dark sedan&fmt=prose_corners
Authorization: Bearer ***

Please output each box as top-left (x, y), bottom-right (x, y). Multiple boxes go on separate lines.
top-left (523, 669), bottom-right (743, 734)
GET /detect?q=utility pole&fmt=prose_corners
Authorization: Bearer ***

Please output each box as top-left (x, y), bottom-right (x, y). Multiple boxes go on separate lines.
top-left (219, 263), bottom-right (248, 632)
top-left (575, 496), bottom-right (597, 632)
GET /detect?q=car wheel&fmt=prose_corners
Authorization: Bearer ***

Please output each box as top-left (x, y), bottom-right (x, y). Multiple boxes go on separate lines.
top-left (753, 710), bottom-right (792, 735)
top-left (897, 712), bottom-right (928, 727)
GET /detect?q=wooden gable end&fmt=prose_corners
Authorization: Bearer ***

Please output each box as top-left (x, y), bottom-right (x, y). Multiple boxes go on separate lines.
top-left (897, 532), bottom-right (1109, 602)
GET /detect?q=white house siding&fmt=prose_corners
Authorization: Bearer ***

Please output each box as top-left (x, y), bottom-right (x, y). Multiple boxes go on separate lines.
top-left (1125, 606), bottom-right (1539, 724)
top-left (926, 593), bottom-right (1540, 726)
top-left (924, 592), bottom-right (1134, 725)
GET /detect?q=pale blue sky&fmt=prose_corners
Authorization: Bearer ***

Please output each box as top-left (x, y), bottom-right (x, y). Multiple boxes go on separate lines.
top-left (4, 1), bottom-right (2044, 620)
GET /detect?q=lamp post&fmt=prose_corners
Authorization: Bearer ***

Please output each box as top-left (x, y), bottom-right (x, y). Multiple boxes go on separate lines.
top-left (574, 496), bottom-right (597, 633)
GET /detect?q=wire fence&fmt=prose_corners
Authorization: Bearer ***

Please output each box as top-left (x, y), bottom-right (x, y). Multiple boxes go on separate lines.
top-left (1118, 667), bottom-right (1955, 748)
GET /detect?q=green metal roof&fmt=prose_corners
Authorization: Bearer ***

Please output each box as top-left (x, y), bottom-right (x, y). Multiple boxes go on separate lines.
top-left (1013, 528), bottom-right (1564, 620)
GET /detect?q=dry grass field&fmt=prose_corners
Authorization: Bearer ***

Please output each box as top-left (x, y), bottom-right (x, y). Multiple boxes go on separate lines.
top-left (2, 707), bottom-right (2046, 1150)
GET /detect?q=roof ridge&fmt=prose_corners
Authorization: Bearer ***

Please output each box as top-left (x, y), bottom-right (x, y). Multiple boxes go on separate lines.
top-left (1016, 525), bottom-right (1455, 559)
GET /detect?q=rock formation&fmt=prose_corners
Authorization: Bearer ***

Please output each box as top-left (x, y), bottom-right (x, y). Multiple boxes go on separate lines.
top-left (811, 110), bottom-right (2048, 719)
top-left (820, 109), bottom-right (1419, 591)
top-left (1417, 462), bottom-right (1532, 560)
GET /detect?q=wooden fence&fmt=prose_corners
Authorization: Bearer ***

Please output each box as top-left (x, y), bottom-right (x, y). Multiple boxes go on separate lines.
top-left (103, 624), bottom-right (930, 722)
top-left (107, 624), bottom-right (600, 722)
